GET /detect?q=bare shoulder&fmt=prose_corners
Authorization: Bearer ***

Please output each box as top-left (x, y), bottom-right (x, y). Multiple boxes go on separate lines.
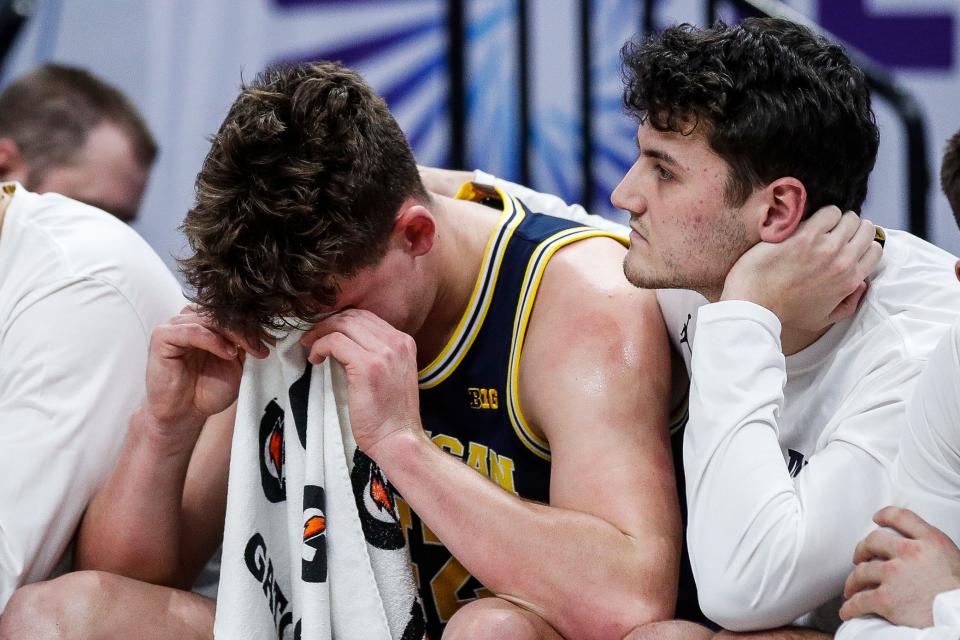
top-left (518, 236), bottom-right (670, 437)
top-left (526, 235), bottom-right (665, 362)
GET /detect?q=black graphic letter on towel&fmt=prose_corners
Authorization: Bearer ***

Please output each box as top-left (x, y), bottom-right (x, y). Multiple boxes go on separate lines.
top-left (258, 399), bottom-right (286, 503)
top-left (288, 364), bottom-right (311, 449)
top-left (351, 448), bottom-right (405, 550)
top-left (244, 533), bottom-right (294, 638)
top-left (301, 484), bottom-right (327, 583)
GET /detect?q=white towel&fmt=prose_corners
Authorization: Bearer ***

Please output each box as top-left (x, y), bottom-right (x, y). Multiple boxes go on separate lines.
top-left (215, 333), bottom-right (426, 640)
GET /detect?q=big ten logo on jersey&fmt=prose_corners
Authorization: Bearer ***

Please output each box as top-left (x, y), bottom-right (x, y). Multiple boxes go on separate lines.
top-left (424, 431), bottom-right (516, 495)
top-left (245, 532), bottom-right (300, 639)
top-left (467, 387), bottom-right (499, 410)
top-left (259, 399), bottom-right (287, 503)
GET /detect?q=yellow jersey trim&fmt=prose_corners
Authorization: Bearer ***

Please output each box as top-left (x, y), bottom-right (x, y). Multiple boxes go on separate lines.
top-left (417, 188), bottom-right (526, 389)
top-left (506, 229), bottom-right (629, 461)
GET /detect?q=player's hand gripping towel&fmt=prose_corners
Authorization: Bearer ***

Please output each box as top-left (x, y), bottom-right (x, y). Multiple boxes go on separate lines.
top-left (215, 332), bottom-right (426, 640)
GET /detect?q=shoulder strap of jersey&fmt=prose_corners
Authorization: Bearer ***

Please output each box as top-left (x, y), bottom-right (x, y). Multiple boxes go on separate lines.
top-left (417, 186), bottom-right (526, 389)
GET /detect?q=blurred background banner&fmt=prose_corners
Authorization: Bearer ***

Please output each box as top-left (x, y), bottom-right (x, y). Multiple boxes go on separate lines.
top-left (2, 0), bottom-right (959, 272)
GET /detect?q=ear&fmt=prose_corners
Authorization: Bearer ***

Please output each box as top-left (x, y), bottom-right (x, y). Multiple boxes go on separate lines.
top-left (955, 260), bottom-right (960, 283)
top-left (0, 138), bottom-right (27, 183)
top-left (393, 201), bottom-right (436, 258)
top-left (756, 177), bottom-right (807, 243)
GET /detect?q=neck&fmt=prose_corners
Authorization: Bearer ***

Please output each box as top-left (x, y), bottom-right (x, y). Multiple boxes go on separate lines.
top-left (410, 195), bottom-right (500, 367)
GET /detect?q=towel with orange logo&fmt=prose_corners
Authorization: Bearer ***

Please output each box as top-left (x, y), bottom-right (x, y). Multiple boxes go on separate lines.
top-left (215, 333), bottom-right (426, 640)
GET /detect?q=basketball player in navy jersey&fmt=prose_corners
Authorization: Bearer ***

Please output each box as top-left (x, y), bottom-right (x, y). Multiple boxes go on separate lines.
top-left (0, 62), bottom-right (681, 640)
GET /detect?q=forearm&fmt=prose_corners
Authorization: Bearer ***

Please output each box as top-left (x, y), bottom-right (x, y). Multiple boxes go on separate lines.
top-left (686, 302), bottom-right (884, 629)
top-left (76, 408), bottom-right (201, 585)
top-left (372, 431), bottom-right (675, 640)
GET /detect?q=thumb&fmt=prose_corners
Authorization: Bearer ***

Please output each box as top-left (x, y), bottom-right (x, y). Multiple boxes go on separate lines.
top-left (827, 281), bottom-right (868, 324)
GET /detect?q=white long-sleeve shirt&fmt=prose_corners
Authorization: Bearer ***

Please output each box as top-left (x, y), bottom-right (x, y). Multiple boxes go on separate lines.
top-left (480, 172), bottom-right (960, 631)
top-left (659, 234), bottom-right (960, 631)
top-left (0, 184), bottom-right (185, 609)
top-left (836, 319), bottom-right (960, 639)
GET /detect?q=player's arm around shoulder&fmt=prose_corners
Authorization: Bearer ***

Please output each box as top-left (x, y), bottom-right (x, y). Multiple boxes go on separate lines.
top-left (519, 235), bottom-right (681, 628)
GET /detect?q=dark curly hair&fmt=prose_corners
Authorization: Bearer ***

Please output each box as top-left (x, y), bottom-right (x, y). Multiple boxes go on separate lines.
top-left (942, 130), bottom-right (960, 227)
top-left (180, 61), bottom-right (428, 338)
top-left (622, 18), bottom-right (879, 215)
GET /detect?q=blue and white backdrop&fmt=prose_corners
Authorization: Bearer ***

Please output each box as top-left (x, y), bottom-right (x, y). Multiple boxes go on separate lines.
top-left (2, 0), bottom-right (959, 270)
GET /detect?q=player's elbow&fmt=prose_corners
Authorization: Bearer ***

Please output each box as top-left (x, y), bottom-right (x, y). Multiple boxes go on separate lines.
top-left (698, 590), bottom-right (761, 632)
top-left (563, 573), bottom-right (676, 639)
top-left (696, 577), bottom-right (796, 632)
top-left (75, 540), bottom-right (178, 588)
top-left (614, 596), bottom-right (675, 636)
top-left (596, 540), bottom-right (678, 635)
top-left (559, 601), bottom-right (672, 640)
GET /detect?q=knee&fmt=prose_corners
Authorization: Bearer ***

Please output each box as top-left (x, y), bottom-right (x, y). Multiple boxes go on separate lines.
top-left (0, 571), bottom-right (112, 640)
top-left (443, 598), bottom-right (542, 640)
top-left (1, 581), bottom-right (65, 640)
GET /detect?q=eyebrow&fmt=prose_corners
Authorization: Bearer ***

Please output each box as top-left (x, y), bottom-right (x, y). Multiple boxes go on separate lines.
top-left (638, 145), bottom-right (681, 168)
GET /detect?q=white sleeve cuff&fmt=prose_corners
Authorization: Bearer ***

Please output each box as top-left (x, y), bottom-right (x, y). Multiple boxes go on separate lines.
top-left (697, 300), bottom-right (783, 337)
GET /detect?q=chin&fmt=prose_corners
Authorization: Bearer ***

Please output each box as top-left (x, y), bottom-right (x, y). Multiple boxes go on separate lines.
top-left (623, 258), bottom-right (698, 292)
top-left (623, 255), bottom-right (657, 289)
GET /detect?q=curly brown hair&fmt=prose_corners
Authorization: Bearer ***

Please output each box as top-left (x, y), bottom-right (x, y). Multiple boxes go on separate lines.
top-left (622, 18), bottom-right (878, 216)
top-left (180, 61), bottom-right (428, 338)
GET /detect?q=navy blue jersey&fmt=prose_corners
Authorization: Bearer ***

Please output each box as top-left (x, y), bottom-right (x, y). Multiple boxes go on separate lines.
top-left (401, 184), bottom-right (625, 636)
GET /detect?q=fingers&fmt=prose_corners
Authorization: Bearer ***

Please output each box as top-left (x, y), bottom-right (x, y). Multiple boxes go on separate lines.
top-left (839, 588), bottom-right (885, 622)
top-left (307, 330), bottom-right (369, 366)
top-left (847, 218), bottom-right (876, 259)
top-left (853, 529), bottom-right (902, 564)
top-left (843, 559), bottom-right (885, 598)
top-left (857, 240), bottom-right (883, 279)
top-left (845, 218), bottom-right (882, 280)
top-left (167, 310), bottom-right (269, 358)
top-left (827, 281), bottom-right (868, 324)
top-left (874, 506), bottom-right (935, 540)
top-left (300, 309), bottom-right (394, 350)
top-left (231, 331), bottom-right (270, 359)
top-left (830, 210), bottom-right (862, 243)
top-left (805, 205), bottom-right (843, 234)
top-left (152, 322), bottom-right (238, 361)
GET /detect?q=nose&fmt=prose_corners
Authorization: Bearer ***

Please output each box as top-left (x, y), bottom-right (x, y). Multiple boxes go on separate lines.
top-left (611, 162), bottom-right (647, 217)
